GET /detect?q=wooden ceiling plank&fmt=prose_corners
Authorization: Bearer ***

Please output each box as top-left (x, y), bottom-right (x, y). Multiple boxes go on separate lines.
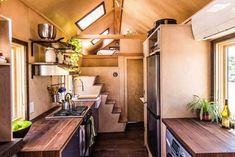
top-left (19, 0), bottom-right (70, 38)
top-left (75, 34), bottom-right (146, 40)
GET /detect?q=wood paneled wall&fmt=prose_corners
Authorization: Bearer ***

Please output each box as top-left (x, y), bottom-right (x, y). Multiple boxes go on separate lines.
top-left (0, 0), bottom-right (66, 120)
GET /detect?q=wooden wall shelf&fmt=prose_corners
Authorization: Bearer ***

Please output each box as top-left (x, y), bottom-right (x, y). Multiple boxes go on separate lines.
top-left (0, 63), bottom-right (11, 66)
top-left (30, 38), bottom-right (70, 56)
top-left (0, 15), bottom-right (12, 142)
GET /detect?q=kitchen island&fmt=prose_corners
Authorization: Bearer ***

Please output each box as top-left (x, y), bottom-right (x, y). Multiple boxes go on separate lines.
top-left (163, 118), bottom-right (235, 157)
top-left (18, 101), bottom-right (94, 157)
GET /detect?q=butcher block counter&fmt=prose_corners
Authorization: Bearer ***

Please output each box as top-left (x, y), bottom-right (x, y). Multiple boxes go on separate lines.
top-left (163, 118), bottom-right (235, 157)
top-left (18, 101), bottom-right (94, 157)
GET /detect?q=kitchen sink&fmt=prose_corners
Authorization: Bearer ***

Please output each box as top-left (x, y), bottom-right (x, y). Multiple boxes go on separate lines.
top-left (72, 95), bottom-right (101, 109)
top-left (46, 105), bottom-right (89, 119)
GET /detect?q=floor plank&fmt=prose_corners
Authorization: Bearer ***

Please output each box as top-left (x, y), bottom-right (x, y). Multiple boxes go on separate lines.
top-left (92, 122), bottom-right (148, 157)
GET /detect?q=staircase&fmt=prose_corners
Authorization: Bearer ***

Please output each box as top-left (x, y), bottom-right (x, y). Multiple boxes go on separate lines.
top-left (79, 76), bottom-right (126, 132)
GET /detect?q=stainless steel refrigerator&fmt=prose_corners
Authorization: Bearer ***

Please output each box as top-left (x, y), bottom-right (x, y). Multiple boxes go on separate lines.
top-left (147, 53), bottom-right (161, 157)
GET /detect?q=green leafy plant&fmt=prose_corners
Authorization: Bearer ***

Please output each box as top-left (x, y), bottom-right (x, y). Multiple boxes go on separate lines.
top-left (66, 38), bottom-right (83, 67)
top-left (187, 95), bottom-right (220, 122)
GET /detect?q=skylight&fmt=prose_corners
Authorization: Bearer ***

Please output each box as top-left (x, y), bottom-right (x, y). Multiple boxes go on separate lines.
top-left (91, 28), bottom-right (109, 45)
top-left (75, 2), bottom-right (106, 30)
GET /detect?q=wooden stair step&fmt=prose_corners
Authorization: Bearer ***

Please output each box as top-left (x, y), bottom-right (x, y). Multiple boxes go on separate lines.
top-left (106, 99), bottom-right (116, 105)
top-left (112, 106), bottom-right (121, 114)
top-left (100, 91), bottom-right (110, 95)
top-left (119, 117), bottom-right (128, 123)
top-left (94, 83), bottom-right (104, 86)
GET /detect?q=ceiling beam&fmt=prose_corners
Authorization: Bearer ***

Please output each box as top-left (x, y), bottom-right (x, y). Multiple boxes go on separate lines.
top-left (114, 0), bottom-right (124, 34)
top-left (75, 34), bottom-right (146, 40)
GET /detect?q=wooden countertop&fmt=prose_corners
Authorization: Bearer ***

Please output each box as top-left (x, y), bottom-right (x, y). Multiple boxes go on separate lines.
top-left (163, 118), bottom-right (235, 157)
top-left (0, 138), bottom-right (24, 157)
top-left (19, 101), bottom-right (94, 154)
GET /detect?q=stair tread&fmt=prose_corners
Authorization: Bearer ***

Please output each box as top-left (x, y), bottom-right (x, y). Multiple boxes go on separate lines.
top-left (118, 117), bottom-right (128, 123)
top-left (106, 99), bottom-right (116, 104)
top-left (94, 83), bottom-right (104, 87)
top-left (113, 106), bottom-right (121, 113)
top-left (101, 91), bottom-right (110, 95)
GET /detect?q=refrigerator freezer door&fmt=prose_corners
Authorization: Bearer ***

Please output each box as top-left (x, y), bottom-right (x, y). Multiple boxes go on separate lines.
top-left (147, 109), bottom-right (161, 157)
top-left (147, 54), bottom-right (160, 116)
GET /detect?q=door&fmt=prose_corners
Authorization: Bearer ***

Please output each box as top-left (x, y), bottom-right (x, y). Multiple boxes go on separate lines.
top-left (127, 59), bottom-right (144, 122)
top-left (147, 54), bottom-right (160, 116)
top-left (147, 109), bottom-right (161, 157)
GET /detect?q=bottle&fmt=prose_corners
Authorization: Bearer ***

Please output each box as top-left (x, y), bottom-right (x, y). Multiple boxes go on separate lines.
top-left (221, 99), bottom-right (231, 129)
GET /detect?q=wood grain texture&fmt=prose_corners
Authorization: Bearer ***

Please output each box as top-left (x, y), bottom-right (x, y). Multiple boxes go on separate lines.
top-left (127, 59), bottom-right (144, 121)
top-left (19, 101), bottom-right (94, 157)
top-left (0, 19), bottom-right (12, 142)
top-left (93, 122), bottom-right (148, 157)
top-left (0, 138), bottom-right (24, 157)
top-left (121, 0), bottom-right (212, 34)
top-left (163, 118), bottom-right (235, 157)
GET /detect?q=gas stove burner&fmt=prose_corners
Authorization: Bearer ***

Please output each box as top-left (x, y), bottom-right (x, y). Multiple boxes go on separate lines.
top-left (53, 106), bottom-right (89, 117)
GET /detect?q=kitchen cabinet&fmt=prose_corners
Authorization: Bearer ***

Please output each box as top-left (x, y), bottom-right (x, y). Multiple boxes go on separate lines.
top-left (163, 118), bottom-right (235, 157)
top-left (61, 128), bottom-right (80, 157)
top-left (143, 25), bottom-right (210, 157)
top-left (91, 105), bottom-right (99, 133)
top-left (18, 102), bottom-right (95, 157)
top-left (0, 15), bottom-right (12, 142)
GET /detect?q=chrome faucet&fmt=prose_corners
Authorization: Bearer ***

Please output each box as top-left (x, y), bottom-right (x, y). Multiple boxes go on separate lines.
top-left (73, 77), bottom-right (85, 95)
top-left (79, 78), bottom-right (84, 91)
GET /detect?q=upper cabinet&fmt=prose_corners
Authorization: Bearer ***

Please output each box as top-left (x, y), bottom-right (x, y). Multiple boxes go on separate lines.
top-left (0, 15), bottom-right (13, 142)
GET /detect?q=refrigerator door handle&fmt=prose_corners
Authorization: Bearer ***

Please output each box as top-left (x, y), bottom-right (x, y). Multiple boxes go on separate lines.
top-left (147, 107), bottom-right (160, 119)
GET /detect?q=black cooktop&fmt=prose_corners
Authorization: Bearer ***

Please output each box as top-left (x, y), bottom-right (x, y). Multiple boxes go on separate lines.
top-left (53, 106), bottom-right (88, 117)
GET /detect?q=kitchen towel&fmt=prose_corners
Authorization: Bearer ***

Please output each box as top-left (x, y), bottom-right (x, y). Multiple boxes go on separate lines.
top-left (89, 116), bottom-right (97, 147)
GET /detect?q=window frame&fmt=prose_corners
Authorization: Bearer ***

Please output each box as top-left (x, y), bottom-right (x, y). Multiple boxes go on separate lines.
top-left (12, 38), bottom-right (29, 120)
top-left (75, 1), bottom-right (106, 31)
top-left (212, 34), bottom-right (235, 114)
top-left (91, 28), bottom-right (110, 45)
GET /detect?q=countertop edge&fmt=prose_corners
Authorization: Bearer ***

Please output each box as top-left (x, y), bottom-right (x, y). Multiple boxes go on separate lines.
top-left (20, 101), bottom-right (95, 153)
top-left (0, 138), bottom-right (24, 157)
top-left (162, 118), bottom-right (197, 157)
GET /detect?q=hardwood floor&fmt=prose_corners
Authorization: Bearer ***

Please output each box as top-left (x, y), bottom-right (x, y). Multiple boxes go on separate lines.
top-left (92, 122), bottom-right (148, 157)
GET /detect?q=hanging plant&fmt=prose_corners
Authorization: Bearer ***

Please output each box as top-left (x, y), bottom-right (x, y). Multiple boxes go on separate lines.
top-left (66, 38), bottom-right (83, 67)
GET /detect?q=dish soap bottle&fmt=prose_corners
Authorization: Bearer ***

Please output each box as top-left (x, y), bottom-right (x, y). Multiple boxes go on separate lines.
top-left (221, 99), bottom-right (231, 129)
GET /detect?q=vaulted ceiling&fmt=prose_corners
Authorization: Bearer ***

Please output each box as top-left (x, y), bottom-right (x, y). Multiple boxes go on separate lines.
top-left (20, 0), bottom-right (212, 38)
top-left (121, 0), bottom-right (212, 34)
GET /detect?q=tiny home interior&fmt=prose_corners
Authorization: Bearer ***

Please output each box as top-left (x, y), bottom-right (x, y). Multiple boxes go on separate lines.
top-left (1, 0), bottom-right (235, 157)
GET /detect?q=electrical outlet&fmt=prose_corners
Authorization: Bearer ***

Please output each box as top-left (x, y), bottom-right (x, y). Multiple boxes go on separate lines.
top-left (30, 102), bottom-right (35, 114)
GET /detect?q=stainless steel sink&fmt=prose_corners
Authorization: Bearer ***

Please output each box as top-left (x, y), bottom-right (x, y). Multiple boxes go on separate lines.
top-left (46, 105), bottom-right (89, 119)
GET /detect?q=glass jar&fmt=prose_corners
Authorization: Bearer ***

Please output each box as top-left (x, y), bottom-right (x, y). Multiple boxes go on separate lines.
top-left (45, 47), bottom-right (56, 63)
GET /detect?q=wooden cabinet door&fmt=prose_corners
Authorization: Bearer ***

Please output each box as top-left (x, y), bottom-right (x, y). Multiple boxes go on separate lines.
top-left (61, 129), bottom-right (80, 157)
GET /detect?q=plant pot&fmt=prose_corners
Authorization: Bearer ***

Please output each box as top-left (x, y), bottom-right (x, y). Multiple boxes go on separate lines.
top-left (202, 112), bottom-right (211, 121)
top-left (196, 110), bottom-right (211, 121)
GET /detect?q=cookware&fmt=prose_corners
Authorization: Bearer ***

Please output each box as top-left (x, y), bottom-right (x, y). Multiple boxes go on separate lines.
top-left (38, 23), bottom-right (57, 39)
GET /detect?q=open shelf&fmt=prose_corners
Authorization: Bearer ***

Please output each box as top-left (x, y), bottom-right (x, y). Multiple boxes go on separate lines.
top-left (29, 62), bottom-right (80, 78)
top-left (0, 63), bottom-right (11, 66)
top-left (30, 38), bottom-right (71, 56)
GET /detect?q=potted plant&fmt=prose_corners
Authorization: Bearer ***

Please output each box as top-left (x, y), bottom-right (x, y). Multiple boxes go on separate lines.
top-left (66, 38), bottom-right (83, 67)
top-left (187, 95), bottom-right (220, 122)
